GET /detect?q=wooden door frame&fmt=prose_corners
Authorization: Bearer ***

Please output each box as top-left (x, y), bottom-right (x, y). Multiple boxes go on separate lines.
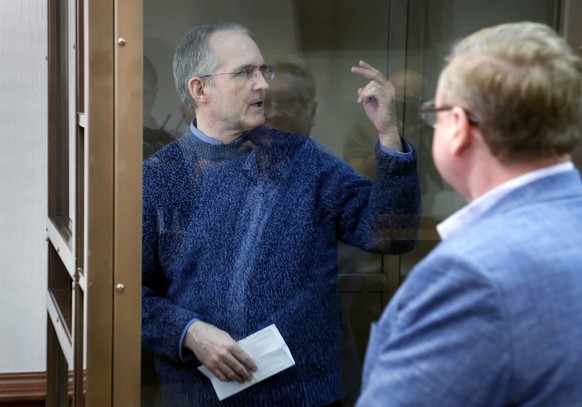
top-left (46, 0), bottom-right (142, 404)
top-left (83, 0), bottom-right (143, 403)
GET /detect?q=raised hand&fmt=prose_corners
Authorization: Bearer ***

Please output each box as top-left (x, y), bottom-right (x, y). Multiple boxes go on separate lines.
top-left (351, 60), bottom-right (402, 151)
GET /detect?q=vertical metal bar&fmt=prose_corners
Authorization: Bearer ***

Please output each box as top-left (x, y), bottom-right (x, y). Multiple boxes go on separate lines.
top-left (112, 0), bottom-right (143, 404)
top-left (84, 0), bottom-right (115, 404)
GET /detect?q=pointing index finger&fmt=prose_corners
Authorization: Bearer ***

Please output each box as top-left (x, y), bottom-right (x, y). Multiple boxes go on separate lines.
top-left (351, 60), bottom-right (384, 81)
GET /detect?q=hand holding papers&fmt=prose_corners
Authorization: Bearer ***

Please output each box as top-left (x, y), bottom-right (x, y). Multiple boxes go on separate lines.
top-left (198, 324), bottom-right (295, 401)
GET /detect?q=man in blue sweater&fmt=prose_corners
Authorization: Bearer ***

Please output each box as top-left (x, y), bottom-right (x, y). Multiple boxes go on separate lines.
top-left (142, 22), bottom-right (420, 406)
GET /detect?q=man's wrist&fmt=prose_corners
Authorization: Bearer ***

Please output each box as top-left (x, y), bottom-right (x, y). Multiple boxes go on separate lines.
top-left (378, 125), bottom-right (402, 152)
top-left (180, 318), bottom-right (200, 358)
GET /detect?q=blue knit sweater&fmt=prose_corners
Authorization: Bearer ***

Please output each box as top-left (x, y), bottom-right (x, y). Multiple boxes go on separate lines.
top-left (142, 125), bottom-right (420, 406)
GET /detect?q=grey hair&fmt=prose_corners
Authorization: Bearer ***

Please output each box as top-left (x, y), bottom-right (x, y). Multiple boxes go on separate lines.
top-left (173, 22), bottom-right (250, 110)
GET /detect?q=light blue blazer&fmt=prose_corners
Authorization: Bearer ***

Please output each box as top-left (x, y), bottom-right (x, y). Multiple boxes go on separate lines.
top-left (357, 168), bottom-right (582, 406)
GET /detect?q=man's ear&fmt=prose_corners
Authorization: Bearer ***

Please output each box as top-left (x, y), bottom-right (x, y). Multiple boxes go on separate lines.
top-left (188, 77), bottom-right (207, 104)
top-left (449, 106), bottom-right (474, 156)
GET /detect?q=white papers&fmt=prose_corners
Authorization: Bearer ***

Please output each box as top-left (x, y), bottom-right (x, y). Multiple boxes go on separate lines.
top-left (198, 324), bottom-right (295, 401)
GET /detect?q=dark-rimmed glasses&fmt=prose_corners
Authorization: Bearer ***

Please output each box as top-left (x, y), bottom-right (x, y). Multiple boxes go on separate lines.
top-left (200, 64), bottom-right (275, 82)
top-left (419, 99), bottom-right (479, 128)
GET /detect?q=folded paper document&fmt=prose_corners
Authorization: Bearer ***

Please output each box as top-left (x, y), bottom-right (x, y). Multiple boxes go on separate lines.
top-left (198, 324), bottom-right (295, 401)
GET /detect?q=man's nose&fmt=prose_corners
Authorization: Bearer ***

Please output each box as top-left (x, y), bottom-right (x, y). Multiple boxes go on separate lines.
top-left (254, 72), bottom-right (270, 90)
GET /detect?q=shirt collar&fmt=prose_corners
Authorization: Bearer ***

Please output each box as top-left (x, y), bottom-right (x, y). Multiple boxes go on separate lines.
top-left (437, 162), bottom-right (574, 241)
top-left (189, 120), bottom-right (246, 145)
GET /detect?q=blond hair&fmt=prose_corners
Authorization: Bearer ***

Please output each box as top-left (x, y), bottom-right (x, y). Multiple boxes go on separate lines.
top-left (440, 22), bottom-right (582, 163)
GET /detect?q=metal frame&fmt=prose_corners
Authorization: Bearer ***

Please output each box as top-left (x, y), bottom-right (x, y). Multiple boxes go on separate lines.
top-left (43, 0), bottom-right (579, 405)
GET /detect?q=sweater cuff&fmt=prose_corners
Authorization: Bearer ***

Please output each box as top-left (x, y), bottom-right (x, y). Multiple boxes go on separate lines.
top-left (378, 138), bottom-right (413, 157)
top-left (178, 317), bottom-right (199, 362)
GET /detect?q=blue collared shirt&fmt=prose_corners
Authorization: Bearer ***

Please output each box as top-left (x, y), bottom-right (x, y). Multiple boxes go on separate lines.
top-left (189, 121), bottom-right (247, 145)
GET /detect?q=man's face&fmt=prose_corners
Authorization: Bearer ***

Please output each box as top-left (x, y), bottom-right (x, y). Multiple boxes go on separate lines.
top-left (265, 72), bottom-right (316, 136)
top-left (202, 31), bottom-right (270, 137)
top-left (432, 86), bottom-right (451, 181)
top-left (432, 78), bottom-right (467, 197)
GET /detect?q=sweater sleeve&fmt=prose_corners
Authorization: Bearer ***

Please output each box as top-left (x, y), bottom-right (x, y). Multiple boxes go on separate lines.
top-left (141, 160), bottom-right (200, 363)
top-left (321, 138), bottom-right (420, 254)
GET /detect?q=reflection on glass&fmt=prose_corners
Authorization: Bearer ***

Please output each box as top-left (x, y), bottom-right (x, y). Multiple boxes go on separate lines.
top-left (141, 1), bottom-right (558, 405)
top-left (264, 55), bottom-right (317, 136)
top-left (141, 19), bottom-right (419, 406)
top-left (143, 56), bottom-right (175, 160)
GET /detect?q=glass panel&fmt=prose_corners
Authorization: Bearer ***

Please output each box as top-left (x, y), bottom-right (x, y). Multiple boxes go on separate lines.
top-left (399, 0), bottom-right (559, 278)
top-left (75, 125), bottom-right (85, 276)
top-left (47, 0), bottom-right (78, 405)
top-left (73, 285), bottom-right (86, 407)
top-left (141, 1), bottom-right (559, 405)
top-left (47, 320), bottom-right (72, 407)
top-left (48, 243), bottom-right (73, 336)
top-left (49, 0), bottom-right (72, 240)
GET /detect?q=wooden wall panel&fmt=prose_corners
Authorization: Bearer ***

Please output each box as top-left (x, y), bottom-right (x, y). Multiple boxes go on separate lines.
top-left (0, 372), bottom-right (45, 406)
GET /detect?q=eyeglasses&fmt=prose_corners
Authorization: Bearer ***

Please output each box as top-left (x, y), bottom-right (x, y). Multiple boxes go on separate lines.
top-left (419, 99), bottom-right (479, 128)
top-left (200, 64), bottom-right (275, 82)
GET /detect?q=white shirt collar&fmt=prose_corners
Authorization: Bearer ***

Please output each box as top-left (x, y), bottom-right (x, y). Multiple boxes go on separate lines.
top-left (437, 162), bottom-right (574, 240)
